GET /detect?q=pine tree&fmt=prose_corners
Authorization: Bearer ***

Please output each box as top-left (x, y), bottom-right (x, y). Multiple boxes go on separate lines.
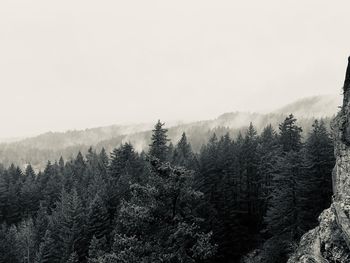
top-left (197, 133), bottom-right (219, 196)
top-left (25, 164), bottom-right (36, 179)
top-left (257, 125), bottom-right (278, 220)
top-left (48, 189), bottom-right (86, 262)
top-left (6, 180), bottom-right (22, 224)
top-left (73, 152), bottom-right (86, 184)
top-left (107, 143), bottom-right (145, 222)
top-left (65, 189), bottom-right (87, 262)
top-left (35, 230), bottom-right (58, 263)
top-left (172, 132), bottom-right (197, 169)
top-left (0, 175), bottom-right (8, 223)
top-left (62, 162), bottom-right (75, 193)
top-left (87, 193), bottom-right (110, 242)
top-left (298, 120), bottom-right (334, 232)
top-left (87, 235), bottom-right (107, 263)
top-left (2, 165), bottom-right (24, 224)
top-left (196, 134), bottom-right (220, 237)
top-left (7, 164), bottom-right (22, 184)
top-left (263, 115), bottom-right (304, 262)
top-left (15, 218), bottom-right (36, 263)
top-left (107, 159), bottom-right (216, 262)
top-left (40, 161), bottom-right (62, 210)
top-left (148, 120), bottom-right (169, 162)
top-left (86, 147), bottom-right (99, 176)
top-left (0, 225), bottom-right (21, 263)
top-left (279, 114), bottom-right (302, 152)
top-left (21, 165), bottom-right (39, 218)
top-left (265, 152), bottom-right (303, 234)
top-left (167, 142), bottom-right (175, 162)
top-left (98, 148), bottom-right (109, 180)
top-left (87, 172), bottom-right (107, 204)
top-left (58, 157), bottom-right (65, 173)
top-left (214, 133), bottom-right (251, 261)
top-left (33, 203), bottom-right (49, 252)
top-left (83, 147), bottom-right (101, 201)
top-left (242, 123), bottom-right (260, 218)
top-left (196, 132), bottom-right (247, 262)
top-left (109, 143), bottom-right (142, 181)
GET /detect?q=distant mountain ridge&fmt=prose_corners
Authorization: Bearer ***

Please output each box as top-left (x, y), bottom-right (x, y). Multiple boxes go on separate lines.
top-left (273, 94), bottom-right (341, 118)
top-left (0, 95), bottom-right (340, 170)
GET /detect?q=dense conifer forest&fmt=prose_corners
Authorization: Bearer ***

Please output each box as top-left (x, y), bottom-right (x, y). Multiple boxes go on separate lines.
top-left (0, 114), bottom-right (334, 263)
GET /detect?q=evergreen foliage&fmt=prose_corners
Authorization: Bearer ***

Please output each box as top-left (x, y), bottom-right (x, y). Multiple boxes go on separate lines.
top-left (0, 117), bottom-right (335, 263)
top-left (149, 120), bottom-right (169, 161)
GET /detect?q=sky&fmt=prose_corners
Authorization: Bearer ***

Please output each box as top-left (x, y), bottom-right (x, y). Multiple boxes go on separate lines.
top-left (0, 0), bottom-right (349, 138)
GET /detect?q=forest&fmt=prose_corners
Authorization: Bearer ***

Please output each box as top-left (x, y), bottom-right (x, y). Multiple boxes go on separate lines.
top-left (0, 114), bottom-right (334, 263)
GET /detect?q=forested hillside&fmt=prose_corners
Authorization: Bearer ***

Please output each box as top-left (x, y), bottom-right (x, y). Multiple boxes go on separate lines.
top-left (0, 96), bottom-right (339, 170)
top-left (0, 115), bottom-right (334, 263)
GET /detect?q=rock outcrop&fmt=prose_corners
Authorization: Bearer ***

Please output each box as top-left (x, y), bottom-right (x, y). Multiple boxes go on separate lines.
top-left (288, 58), bottom-right (350, 262)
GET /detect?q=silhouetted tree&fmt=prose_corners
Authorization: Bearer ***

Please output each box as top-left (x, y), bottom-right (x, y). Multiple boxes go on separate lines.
top-left (149, 120), bottom-right (169, 162)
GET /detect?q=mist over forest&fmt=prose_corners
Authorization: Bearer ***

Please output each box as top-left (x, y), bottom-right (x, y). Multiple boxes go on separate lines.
top-left (0, 95), bottom-right (339, 170)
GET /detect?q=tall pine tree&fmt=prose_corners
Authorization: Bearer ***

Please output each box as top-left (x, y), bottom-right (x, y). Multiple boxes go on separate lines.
top-left (264, 115), bottom-right (303, 262)
top-left (148, 120), bottom-right (169, 162)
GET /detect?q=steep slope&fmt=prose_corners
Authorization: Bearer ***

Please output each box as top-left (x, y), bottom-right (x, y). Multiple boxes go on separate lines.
top-left (288, 58), bottom-right (350, 262)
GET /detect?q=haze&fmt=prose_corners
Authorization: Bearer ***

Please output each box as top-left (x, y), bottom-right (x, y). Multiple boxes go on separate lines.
top-left (0, 0), bottom-right (349, 138)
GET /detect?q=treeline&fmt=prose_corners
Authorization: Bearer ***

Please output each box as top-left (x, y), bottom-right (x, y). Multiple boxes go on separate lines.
top-left (0, 114), bottom-right (331, 170)
top-left (0, 114), bottom-right (334, 263)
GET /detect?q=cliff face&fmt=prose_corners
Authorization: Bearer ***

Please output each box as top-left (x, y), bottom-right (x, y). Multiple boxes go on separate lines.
top-left (288, 58), bottom-right (350, 262)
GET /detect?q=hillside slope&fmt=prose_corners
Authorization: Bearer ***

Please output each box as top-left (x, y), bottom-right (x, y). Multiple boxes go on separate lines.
top-left (274, 95), bottom-right (341, 118)
top-left (0, 95), bottom-right (340, 170)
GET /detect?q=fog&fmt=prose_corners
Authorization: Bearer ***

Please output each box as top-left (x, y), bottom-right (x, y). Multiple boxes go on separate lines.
top-left (0, 0), bottom-right (349, 138)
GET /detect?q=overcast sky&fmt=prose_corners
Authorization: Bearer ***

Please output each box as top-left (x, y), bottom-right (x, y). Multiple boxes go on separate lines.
top-left (0, 0), bottom-right (349, 138)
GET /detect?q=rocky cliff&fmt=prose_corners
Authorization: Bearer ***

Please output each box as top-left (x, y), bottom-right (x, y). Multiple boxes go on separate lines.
top-left (288, 58), bottom-right (350, 262)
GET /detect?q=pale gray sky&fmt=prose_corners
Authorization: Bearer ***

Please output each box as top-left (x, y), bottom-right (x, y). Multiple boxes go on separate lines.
top-left (0, 0), bottom-right (349, 138)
